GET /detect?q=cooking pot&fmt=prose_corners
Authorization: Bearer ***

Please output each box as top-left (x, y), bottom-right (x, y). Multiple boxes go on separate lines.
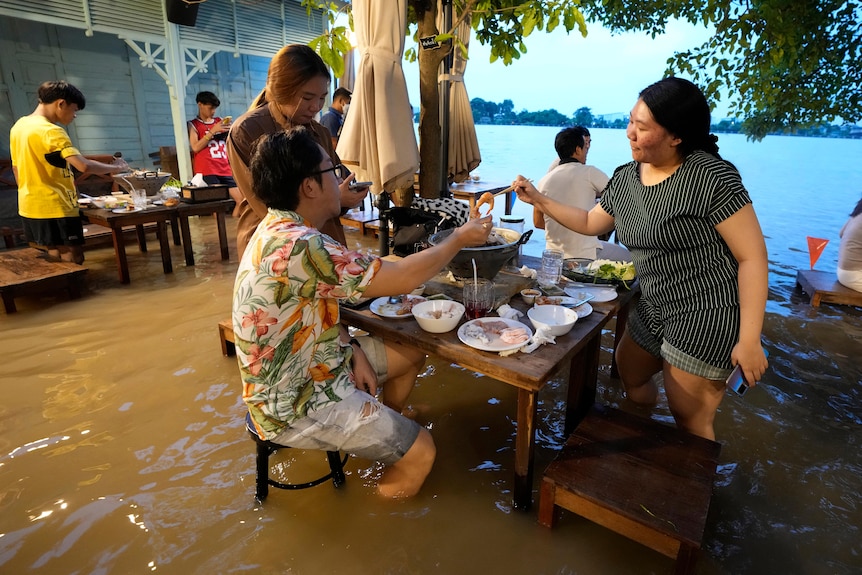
top-left (428, 227), bottom-right (533, 280)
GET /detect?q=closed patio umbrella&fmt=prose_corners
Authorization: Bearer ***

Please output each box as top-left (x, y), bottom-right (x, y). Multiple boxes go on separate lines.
top-left (336, 0), bottom-right (418, 196)
top-left (442, 15), bottom-right (481, 183)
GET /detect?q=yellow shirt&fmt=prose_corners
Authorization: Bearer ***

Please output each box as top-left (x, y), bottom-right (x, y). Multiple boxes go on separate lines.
top-left (10, 115), bottom-right (81, 218)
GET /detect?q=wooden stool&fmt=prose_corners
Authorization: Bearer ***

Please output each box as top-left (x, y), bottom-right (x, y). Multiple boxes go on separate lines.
top-left (796, 269), bottom-right (862, 307)
top-left (218, 319), bottom-right (235, 356)
top-left (245, 413), bottom-right (347, 502)
top-left (539, 405), bottom-right (721, 575)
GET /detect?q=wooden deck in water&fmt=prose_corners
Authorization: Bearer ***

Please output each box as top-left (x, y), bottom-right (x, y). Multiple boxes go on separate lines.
top-left (796, 269), bottom-right (862, 307)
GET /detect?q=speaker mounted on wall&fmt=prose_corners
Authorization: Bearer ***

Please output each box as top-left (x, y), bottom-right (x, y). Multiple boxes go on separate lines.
top-left (166, 0), bottom-right (201, 27)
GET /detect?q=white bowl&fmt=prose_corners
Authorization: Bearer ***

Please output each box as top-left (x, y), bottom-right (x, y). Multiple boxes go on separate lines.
top-left (527, 304), bottom-right (577, 336)
top-left (410, 284), bottom-right (426, 296)
top-left (412, 300), bottom-right (465, 333)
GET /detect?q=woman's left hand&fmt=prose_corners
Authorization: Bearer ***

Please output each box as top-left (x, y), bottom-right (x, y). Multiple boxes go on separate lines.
top-left (339, 173), bottom-right (369, 209)
top-left (729, 343), bottom-right (769, 388)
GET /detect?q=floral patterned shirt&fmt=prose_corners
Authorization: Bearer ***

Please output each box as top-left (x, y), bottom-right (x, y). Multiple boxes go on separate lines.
top-left (233, 209), bottom-right (381, 438)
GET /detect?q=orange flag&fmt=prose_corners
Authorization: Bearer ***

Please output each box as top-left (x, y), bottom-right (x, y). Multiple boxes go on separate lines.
top-left (806, 236), bottom-right (829, 269)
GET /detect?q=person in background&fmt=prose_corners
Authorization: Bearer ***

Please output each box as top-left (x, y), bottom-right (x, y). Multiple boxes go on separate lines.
top-left (837, 196), bottom-right (862, 291)
top-left (10, 80), bottom-right (128, 264)
top-left (533, 126), bottom-right (609, 259)
top-left (188, 91), bottom-right (242, 214)
top-left (513, 77), bottom-right (769, 440)
top-left (234, 127), bottom-right (491, 498)
top-left (319, 86), bottom-right (351, 148)
top-left (227, 44), bottom-right (368, 258)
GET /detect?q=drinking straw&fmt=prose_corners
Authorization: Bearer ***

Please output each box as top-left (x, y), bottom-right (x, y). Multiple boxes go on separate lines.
top-left (472, 258), bottom-right (478, 300)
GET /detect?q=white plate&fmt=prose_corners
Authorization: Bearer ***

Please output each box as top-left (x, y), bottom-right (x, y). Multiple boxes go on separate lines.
top-left (369, 295), bottom-right (426, 318)
top-left (77, 198), bottom-right (91, 205)
top-left (112, 207), bottom-right (143, 213)
top-left (457, 317), bottom-right (533, 352)
top-left (573, 302), bottom-right (593, 318)
top-left (564, 285), bottom-right (617, 303)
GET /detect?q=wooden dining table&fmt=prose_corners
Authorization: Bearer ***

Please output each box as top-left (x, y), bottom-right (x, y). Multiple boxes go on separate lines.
top-left (81, 197), bottom-right (233, 283)
top-left (340, 256), bottom-right (637, 510)
top-left (81, 204), bottom-right (175, 284)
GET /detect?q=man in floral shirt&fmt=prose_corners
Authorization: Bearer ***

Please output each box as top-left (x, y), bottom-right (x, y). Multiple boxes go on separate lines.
top-left (233, 127), bottom-right (491, 498)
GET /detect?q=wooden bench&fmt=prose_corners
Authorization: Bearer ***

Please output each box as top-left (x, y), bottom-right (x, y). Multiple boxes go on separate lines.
top-left (539, 405), bottom-right (721, 575)
top-left (796, 269), bottom-right (862, 307)
top-left (218, 318), bottom-right (236, 357)
top-left (0, 248), bottom-right (88, 313)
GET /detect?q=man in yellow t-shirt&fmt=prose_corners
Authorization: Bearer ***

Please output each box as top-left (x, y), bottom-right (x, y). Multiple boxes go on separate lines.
top-left (10, 81), bottom-right (128, 263)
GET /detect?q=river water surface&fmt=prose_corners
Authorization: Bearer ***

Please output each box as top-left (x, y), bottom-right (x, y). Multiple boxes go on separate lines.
top-left (1, 129), bottom-right (860, 574)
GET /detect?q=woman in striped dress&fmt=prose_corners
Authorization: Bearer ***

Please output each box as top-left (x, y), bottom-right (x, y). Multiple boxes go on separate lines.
top-left (513, 77), bottom-right (769, 440)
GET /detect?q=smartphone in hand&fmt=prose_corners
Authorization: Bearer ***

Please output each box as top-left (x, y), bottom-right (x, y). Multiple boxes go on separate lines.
top-left (726, 349), bottom-right (768, 396)
top-left (349, 181), bottom-right (372, 191)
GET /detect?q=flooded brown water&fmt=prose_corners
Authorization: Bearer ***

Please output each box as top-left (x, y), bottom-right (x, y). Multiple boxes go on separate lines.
top-left (1, 214), bottom-right (860, 575)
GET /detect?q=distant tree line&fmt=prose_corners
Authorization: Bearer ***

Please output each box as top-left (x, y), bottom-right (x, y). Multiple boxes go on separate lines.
top-left (469, 98), bottom-right (862, 140)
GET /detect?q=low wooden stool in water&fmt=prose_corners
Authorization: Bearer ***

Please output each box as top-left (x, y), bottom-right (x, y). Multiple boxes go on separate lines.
top-left (245, 412), bottom-right (347, 502)
top-left (0, 248), bottom-right (88, 313)
top-left (218, 318), bottom-right (235, 356)
top-left (538, 405), bottom-right (721, 575)
top-left (796, 269), bottom-right (862, 307)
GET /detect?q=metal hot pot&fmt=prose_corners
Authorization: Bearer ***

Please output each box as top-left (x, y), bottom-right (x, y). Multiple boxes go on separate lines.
top-left (428, 227), bottom-right (532, 280)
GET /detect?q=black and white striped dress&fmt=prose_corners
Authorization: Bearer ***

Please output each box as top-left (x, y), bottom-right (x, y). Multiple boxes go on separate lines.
top-left (599, 151), bottom-right (752, 370)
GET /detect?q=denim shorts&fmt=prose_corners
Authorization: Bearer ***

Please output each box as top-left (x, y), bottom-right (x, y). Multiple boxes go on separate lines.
top-left (269, 336), bottom-right (420, 464)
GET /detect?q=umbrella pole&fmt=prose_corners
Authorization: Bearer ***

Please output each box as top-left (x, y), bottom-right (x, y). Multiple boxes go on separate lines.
top-left (378, 192), bottom-right (390, 256)
top-left (438, 0), bottom-right (453, 199)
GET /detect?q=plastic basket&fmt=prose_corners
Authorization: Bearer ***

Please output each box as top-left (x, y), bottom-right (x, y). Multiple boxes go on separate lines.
top-left (113, 172), bottom-right (171, 196)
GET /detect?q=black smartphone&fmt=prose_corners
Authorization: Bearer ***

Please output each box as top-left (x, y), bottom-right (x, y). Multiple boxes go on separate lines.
top-left (349, 181), bottom-right (372, 190)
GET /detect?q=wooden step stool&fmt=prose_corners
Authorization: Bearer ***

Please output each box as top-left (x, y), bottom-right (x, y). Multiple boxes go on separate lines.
top-left (796, 269), bottom-right (862, 307)
top-left (0, 248), bottom-right (88, 313)
top-left (539, 405), bottom-right (721, 575)
top-left (218, 318), bottom-right (235, 356)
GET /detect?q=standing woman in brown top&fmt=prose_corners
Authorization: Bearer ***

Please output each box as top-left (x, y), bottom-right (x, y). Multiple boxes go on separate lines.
top-left (227, 44), bottom-right (369, 257)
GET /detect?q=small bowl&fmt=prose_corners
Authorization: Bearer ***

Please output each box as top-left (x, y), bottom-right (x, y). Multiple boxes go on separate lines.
top-left (410, 284), bottom-right (426, 296)
top-left (527, 304), bottom-right (577, 336)
top-left (412, 300), bottom-right (465, 333)
top-left (520, 288), bottom-right (541, 305)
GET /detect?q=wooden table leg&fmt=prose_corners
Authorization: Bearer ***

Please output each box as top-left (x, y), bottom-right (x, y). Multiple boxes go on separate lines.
top-left (135, 224), bottom-right (148, 252)
top-left (513, 388), bottom-right (538, 510)
top-left (110, 227), bottom-right (131, 284)
top-left (1, 291), bottom-right (16, 313)
top-left (215, 210), bottom-right (229, 260)
top-left (170, 213), bottom-right (181, 246)
top-left (564, 335), bottom-right (601, 436)
top-left (156, 221), bottom-right (173, 274)
top-left (178, 214), bottom-right (194, 266)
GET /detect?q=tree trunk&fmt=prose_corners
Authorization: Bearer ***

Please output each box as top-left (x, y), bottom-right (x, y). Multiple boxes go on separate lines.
top-left (414, 2), bottom-right (448, 199)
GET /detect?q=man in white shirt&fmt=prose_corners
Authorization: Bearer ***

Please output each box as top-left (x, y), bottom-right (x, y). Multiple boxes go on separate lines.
top-left (533, 126), bottom-right (609, 259)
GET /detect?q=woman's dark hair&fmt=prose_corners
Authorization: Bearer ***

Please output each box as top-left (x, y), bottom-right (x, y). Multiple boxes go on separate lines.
top-left (250, 44), bottom-right (330, 109)
top-left (250, 127), bottom-right (323, 211)
top-left (38, 81), bottom-right (86, 110)
top-left (850, 197), bottom-right (862, 218)
top-left (639, 77), bottom-right (719, 159)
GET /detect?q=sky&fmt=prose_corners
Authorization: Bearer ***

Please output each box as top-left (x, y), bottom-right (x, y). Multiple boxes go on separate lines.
top-left (399, 18), bottom-right (730, 120)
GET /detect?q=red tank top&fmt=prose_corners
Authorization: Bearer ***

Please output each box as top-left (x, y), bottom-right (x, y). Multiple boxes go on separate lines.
top-left (189, 117), bottom-right (232, 177)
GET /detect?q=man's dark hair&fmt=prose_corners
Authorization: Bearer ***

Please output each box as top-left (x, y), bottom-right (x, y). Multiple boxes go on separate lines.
top-left (250, 127), bottom-right (324, 211)
top-left (554, 126), bottom-right (590, 160)
top-left (38, 81), bottom-right (86, 110)
top-left (196, 91), bottom-right (220, 106)
top-left (333, 87), bottom-right (352, 102)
